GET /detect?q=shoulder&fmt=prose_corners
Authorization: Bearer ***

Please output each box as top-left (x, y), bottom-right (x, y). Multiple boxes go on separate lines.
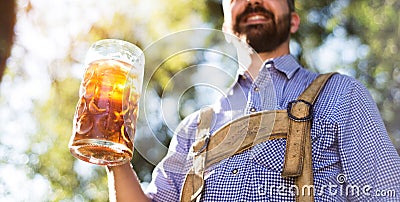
top-left (175, 110), bottom-right (200, 136)
top-left (166, 110), bottom-right (202, 155)
top-left (323, 73), bottom-right (373, 104)
top-left (314, 73), bottom-right (373, 121)
top-left (325, 73), bottom-right (365, 91)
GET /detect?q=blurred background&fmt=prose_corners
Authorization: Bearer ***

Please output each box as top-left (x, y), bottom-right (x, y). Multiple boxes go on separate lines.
top-left (0, 0), bottom-right (399, 201)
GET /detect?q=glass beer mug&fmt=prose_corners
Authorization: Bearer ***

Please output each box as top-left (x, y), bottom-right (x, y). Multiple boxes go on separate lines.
top-left (69, 39), bottom-right (144, 166)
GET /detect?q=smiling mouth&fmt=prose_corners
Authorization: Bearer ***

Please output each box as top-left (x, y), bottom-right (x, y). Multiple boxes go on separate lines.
top-left (243, 13), bottom-right (271, 24)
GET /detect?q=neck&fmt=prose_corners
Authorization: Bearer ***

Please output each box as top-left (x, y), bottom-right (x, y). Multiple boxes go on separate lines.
top-left (246, 41), bottom-right (290, 79)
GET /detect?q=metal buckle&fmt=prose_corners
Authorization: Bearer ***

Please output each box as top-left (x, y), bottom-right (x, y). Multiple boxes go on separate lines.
top-left (194, 133), bottom-right (210, 156)
top-left (287, 99), bottom-right (313, 122)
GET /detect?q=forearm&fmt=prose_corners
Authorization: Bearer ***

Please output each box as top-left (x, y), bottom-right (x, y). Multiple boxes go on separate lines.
top-left (106, 162), bottom-right (151, 202)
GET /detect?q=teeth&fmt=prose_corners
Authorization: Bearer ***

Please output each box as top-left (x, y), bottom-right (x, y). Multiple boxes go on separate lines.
top-left (247, 15), bottom-right (266, 21)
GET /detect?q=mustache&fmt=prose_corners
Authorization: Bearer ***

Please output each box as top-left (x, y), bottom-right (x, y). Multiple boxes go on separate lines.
top-left (236, 5), bottom-right (275, 23)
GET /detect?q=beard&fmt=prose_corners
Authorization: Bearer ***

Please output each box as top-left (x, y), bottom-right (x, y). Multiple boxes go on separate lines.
top-left (233, 5), bottom-right (291, 53)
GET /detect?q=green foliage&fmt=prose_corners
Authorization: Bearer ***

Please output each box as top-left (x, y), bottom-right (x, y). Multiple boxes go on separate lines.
top-left (343, 0), bottom-right (400, 137)
top-left (2, 0), bottom-right (399, 201)
top-left (30, 78), bottom-right (108, 201)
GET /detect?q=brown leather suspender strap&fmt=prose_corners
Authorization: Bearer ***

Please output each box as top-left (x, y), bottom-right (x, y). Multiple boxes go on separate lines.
top-left (192, 110), bottom-right (288, 169)
top-left (180, 73), bottom-right (336, 202)
top-left (181, 110), bottom-right (289, 201)
top-left (180, 107), bottom-right (214, 202)
top-left (282, 72), bottom-right (336, 202)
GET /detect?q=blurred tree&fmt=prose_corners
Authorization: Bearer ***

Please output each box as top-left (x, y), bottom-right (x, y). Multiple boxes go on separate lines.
top-left (30, 78), bottom-right (109, 201)
top-left (0, 0), bottom-right (16, 81)
top-left (343, 1), bottom-right (400, 148)
top-left (26, 8), bottom-right (145, 202)
top-left (25, 0), bottom-right (212, 201)
top-left (8, 0), bottom-right (399, 201)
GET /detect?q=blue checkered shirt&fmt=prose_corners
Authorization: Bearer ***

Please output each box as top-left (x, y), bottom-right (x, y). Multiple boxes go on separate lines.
top-left (146, 54), bottom-right (400, 201)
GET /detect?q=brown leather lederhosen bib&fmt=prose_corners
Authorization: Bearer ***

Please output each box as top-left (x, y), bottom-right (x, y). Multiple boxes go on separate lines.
top-left (180, 73), bottom-right (336, 202)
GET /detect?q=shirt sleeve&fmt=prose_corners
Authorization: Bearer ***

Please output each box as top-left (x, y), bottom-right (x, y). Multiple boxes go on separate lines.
top-left (337, 77), bottom-right (400, 200)
top-left (145, 112), bottom-right (199, 202)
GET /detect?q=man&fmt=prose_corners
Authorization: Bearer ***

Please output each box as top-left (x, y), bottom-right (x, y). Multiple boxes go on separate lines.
top-left (106, 0), bottom-right (400, 201)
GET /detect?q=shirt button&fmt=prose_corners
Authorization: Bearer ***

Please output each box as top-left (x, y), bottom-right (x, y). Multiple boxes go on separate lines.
top-left (232, 169), bottom-right (238, 175)
top-left (254, 87), bottom-right (260, 92)
top-left (250, 107), bottom-right (256, 112)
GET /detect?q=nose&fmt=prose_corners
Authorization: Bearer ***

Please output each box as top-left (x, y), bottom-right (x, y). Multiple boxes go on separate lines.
top-left (246, 0), bottom-right (262, 5)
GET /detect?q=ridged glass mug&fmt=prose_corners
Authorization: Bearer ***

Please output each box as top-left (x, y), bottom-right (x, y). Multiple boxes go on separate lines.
top-left (69, 39), bottom-right (144, 166)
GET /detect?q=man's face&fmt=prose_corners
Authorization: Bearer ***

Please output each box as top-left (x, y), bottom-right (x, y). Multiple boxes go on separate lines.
top-left (226, 0), bottom-right (292, 53)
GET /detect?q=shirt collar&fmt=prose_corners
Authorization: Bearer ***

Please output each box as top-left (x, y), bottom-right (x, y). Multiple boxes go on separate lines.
top-left (239, 54), bottom-right (301, 80)
top-left (265, 54), bottom-right (301, 79)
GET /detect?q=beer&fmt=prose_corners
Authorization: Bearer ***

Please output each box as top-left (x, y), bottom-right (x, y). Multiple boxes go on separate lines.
top-left (69, 59), bottom-right (140, 166)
